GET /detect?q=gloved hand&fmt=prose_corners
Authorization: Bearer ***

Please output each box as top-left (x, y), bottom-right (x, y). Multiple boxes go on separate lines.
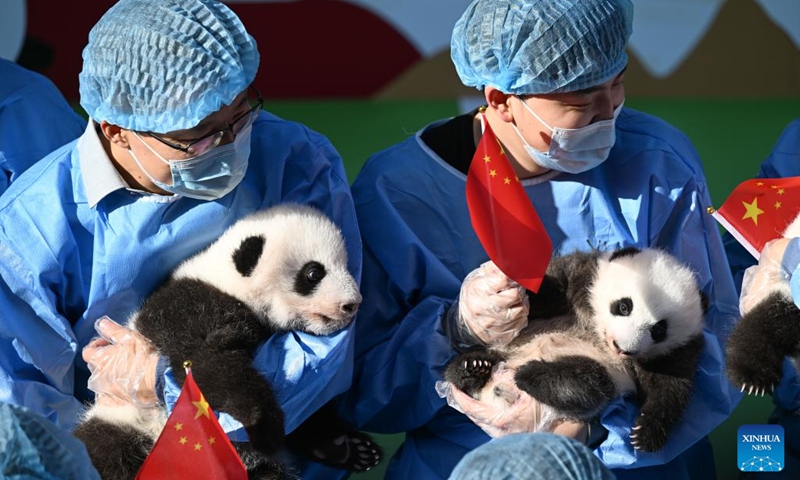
top-left (438, 364), bottom-right (587, 441)
top-left (740, 238), bottom-right (792, 317)
top-left (457, 261), bottom-right (530, 345)
top-left (82, 317), bottom-right (160, 408)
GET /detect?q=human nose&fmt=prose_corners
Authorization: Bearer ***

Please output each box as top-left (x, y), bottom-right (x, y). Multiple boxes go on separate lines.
top-left (591, 91), bottom-right (616, 124)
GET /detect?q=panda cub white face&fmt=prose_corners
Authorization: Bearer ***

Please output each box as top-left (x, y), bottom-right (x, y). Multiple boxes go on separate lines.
top-left (174, 204), bottom-right (361, 336)
top-left (589, 248), bottom-right (705, 360)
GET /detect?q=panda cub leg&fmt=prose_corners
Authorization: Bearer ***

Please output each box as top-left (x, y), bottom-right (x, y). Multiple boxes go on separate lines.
top-left (513, 355), bottom-right (616, 419)
top-left (727, 291), bottom-right (800, 395)
top-left (72, 415), bottom-right (155, 480)
top-left (629, 335), bottom-right (704, 452)
top-left (444, 348), bottom-right (506, 398)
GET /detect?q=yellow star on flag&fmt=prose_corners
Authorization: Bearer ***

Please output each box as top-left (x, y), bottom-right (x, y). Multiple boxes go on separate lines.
top-left (757, 182), bottom-right (764, 186)
top-left (503, 177), bottom-right (511, 185)
top-left (489, 169), bottom-right (497, 177)
top-left (483, 155), bottom-right (491, 163)
top-left (778, 188), bottom-right (785, 195)
top-left (209, 436), bottom-right (216, 445)
top-left (194, 443), bottom-right (202, 451)
top-left (741, 198), bottom-right (764, 225)
top-left (193, 394), bottom-right (211, 419)
top-left (179, 436), bottom-right (188, 445)
top-left (175, 423), bottom-right (183, 431)
top-left (775, 201), bottom-right (782, 209)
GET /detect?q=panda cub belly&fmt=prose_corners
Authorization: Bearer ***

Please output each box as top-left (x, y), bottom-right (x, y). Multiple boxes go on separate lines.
top-left (445, 246), bottom-right (707, 453)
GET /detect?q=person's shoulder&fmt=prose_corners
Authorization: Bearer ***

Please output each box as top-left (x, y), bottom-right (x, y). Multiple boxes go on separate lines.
top-left (0, 141), bottom-right (79, 209)
top-left (773, 118), bottom-right (800, 152)
top-left (356, 120), bottom-right (443, 181)
top-left (614, 107), bottom-right (702, 175)
top-left (0, 59), bottom-right (66, 104)
top-left (251, 110), bottom-right (334, 150)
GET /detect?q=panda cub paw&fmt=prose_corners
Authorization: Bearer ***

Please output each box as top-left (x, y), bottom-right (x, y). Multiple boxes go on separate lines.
top-left (445, 349), bottom-right (503, 397)
top-left (630, 412), bottom-right (669, 452)
top-left (309, 431), bottom-right (382, 472)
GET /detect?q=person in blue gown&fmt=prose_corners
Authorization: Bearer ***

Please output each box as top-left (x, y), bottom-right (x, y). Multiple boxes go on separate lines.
top-left (0, 0), bottom-right (360, 452)
top-left (724, 118), bottom-right (800, 479)
top-left (317, 1), bottom-right (741, 479)
top-left (0, 57), bottom-right (84, 195)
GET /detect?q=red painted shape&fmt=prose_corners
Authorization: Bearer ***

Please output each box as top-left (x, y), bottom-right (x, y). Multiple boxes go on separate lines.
top-left (24, 0), bottom-right (421, 101)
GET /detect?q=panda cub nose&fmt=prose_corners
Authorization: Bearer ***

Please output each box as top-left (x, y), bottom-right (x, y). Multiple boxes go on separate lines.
top-left (341, 302), bottom-right (359, 314)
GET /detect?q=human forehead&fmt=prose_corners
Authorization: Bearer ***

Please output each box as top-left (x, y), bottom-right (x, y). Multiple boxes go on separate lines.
top-left (545, 68), bottom-right (627, 102)
top-left (160, 89), bottom-right (250, 138)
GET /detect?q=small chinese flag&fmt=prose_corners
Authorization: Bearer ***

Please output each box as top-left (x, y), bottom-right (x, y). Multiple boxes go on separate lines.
top-left (710, 177), bottom-right (800, 259)
top-left (135, 367), bottom-right (247, 480)
top-left (466, 113), bottom-right (552, 292)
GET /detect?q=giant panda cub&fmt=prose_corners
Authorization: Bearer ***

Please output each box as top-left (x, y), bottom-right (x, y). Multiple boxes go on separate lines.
top-left (445, 247), bottom-right (707, 452)
top-left (727, 212), bottom-right (800, 396)
top-left (74, 204), bottom-right (380, 480)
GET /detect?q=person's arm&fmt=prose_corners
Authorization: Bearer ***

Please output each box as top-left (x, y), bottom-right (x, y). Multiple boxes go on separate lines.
top-left (596, 172), bottom-right (742, 468)
top-left (0, 231), bottom-right (84, 430)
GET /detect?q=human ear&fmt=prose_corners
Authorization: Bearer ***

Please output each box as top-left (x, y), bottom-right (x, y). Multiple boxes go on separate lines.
top-left (99, 121), bottom-right (131, 149)
top-left (484, 87), bottom-right (514, 123)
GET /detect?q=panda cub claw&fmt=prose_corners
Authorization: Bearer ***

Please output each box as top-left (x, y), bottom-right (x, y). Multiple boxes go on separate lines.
top-left (445, 349), bottom-right (503, 397)
top-left (630, 412), bottom-right (669, 452)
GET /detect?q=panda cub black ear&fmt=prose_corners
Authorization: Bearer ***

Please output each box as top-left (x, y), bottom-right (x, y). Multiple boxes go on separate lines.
top-left (608, 246), bottom-right (641, 262)
top-left (233, 235), bottom-right (266, 277)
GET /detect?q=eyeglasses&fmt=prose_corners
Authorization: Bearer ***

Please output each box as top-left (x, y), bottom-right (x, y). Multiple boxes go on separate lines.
top-left (146, 87), bottom-right (263, 156)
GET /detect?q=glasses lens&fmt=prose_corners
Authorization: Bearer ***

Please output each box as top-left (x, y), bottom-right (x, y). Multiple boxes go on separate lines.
top-left (186, 132), bottom-right (223, 156)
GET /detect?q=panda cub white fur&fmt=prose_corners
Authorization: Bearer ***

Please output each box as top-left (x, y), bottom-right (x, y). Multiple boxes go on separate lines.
top-left (727, 212), bottom-right (800, 396)
top-left (74, 204), bottom-right (362, 480)
top-left (445, 247), bottom-right (707, 453)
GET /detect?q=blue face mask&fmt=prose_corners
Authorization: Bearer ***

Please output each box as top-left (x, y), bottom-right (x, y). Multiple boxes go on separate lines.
top-left (129, 122), bottom-right (252, 200)
top-left (512, 100), bottom-right (623, 174)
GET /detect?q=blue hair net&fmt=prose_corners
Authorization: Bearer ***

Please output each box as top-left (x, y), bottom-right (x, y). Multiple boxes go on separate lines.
top-left (451, 0), bottom-right (633, 95)
top-left (79, 0), bottom-right (259, 133)
top-left (0, 403), bottom-right (100, 479)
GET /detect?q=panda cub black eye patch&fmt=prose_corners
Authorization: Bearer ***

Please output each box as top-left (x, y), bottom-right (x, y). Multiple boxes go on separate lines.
top-left (294, 261), bottom-right (327, 296)
top-left (610, 297), bottom-right (633, 317)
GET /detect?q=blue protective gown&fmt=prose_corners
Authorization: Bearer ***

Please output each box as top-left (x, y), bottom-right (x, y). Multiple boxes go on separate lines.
top-left (0, 58), bottom-right (85, 195)
top-left (337, 107), bottom-right (741, 480)
top-left (723, 118), bottom-right (800, 479)
top-left (0, 110), bottom-right (361, 441)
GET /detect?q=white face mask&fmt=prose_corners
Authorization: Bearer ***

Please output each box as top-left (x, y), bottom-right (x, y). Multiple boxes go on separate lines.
top-left (128, 123), bottom-right (252, 200)
top-left (512, 99), bottom-right (624, 174)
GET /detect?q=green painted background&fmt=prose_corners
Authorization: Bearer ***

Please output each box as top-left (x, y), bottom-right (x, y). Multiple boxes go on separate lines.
top-left (264, 98), bottom-right (799, 480)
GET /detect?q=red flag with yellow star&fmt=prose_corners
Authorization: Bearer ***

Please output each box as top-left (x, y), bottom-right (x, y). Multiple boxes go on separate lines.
top-left (135, 369), bottom-right (247, 480)
top-left (466, 113), bottom-right (552, 292)
top-left (710, 177), bottom-right (800, 259)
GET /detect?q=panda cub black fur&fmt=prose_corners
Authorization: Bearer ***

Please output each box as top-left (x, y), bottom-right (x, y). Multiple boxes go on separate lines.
top-left (445, 247), bottom-right (707, 452)
top-left (73, 204), bottom-right (378, 480)
top-left (727, 212), bottom-right (800, 396)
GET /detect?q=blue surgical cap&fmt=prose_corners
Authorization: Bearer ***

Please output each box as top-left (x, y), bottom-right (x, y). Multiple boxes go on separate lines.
top-left (79, 0), bottom-right (259, 133)
top-left (451, 0), bottom-right (633, 95)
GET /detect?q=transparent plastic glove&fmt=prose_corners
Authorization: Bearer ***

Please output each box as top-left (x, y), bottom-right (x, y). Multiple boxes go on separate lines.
top-left (458, 261), bottom-right (530, 345)
top-left (436, 363), bottom-right (585, 441)
top-left (82, 316), bottom-right (160, 408)
top-left (740, 238), bottom-right (792, 316)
